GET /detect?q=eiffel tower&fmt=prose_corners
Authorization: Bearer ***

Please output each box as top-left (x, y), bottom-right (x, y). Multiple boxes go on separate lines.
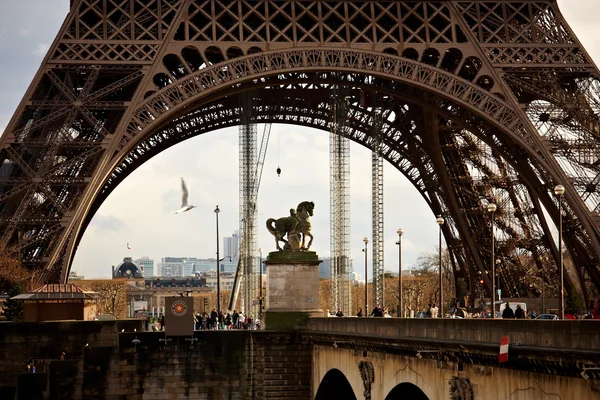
top-left (1, 0), bottom-right (600, 307)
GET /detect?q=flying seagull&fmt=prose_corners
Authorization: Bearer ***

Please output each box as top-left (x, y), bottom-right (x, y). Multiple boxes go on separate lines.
top-left (175, 177), bottom-right (196, 214)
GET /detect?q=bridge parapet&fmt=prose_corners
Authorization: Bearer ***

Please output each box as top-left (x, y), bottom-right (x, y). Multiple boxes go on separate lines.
top-left (306, 317), bottom-right (599, 351)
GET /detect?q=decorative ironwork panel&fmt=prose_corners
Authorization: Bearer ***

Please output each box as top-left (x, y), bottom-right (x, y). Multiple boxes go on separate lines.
top-left (177, 0), bottom-right (467, 45)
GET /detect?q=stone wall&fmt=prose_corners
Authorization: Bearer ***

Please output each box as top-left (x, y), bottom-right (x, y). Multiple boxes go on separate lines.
top-left (0, 321), bottom-right (311, 400)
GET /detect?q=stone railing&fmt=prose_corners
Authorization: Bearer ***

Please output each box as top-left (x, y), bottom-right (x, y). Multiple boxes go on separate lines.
top-left (305, 317), bottom-right (600, 351)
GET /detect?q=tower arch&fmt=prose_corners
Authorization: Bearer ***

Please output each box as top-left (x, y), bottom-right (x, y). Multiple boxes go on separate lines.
top-left (0, 0), bottom-right (598, 304)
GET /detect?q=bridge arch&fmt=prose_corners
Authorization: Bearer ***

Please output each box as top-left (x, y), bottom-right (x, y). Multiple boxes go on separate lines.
top-left (315, 369), bottom-right (357, 400)
top-left (313, 346), bottom-right (438, 399)
top-left (385, 382), bottom-right (430, 400)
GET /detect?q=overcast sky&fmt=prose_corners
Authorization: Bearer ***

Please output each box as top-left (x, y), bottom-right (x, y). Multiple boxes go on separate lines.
top-left (1, 1), bottom-right (599, 279)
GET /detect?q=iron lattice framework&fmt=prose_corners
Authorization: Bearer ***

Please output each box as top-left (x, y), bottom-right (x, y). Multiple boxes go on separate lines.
top-left (371, 151), bottom-right (384, 308)
top-left (2, 0), bottom-right (600, 305)
top-left (370, 93), bottom-right (388, 309)
top-left (239, 90), bottom-right (258, 316)
top-left (329, 86), bottom-right (352, 314)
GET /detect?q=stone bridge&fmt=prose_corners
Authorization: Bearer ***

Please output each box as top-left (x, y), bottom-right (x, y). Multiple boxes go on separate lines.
top-left (305, 318), bottom-right (600, 399)
top-left (0, 318), bottom-right (598, 399)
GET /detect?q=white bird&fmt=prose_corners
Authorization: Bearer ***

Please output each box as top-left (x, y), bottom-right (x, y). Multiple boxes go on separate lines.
top-left (174, 177), bottom-right (196, 214)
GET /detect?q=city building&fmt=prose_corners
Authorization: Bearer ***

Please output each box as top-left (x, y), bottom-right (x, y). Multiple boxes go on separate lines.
top-left (223, 231), bottom-right (240, 260)
top-left (159, 257), bottom-right (185, 277)
top-left (112, 257), bottom-right (144, 279)
top-left (351, 271), bottom-right (363, 283)
top-left (67, 271), bottom-right (85, 280)
top-left (319, 257), bottom-right (332, 279)
top-left (134, 256), bottom-right (154, 277)
top-left (204, 272), bottom-right (236, 291)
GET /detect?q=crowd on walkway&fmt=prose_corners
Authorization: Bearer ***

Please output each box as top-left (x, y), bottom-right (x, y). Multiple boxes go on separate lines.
top-left (323, 299), bottom-right (600, 320)
top-left (193, 309), bottom-right (260, 330)
top-left (150, 309), bottom-right (260, 331)
top-left (327, 304), bottom-right (394, 318)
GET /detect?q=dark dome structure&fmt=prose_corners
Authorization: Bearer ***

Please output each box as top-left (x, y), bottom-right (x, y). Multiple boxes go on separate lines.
top-left (113, 257), bottom-right (143, 279)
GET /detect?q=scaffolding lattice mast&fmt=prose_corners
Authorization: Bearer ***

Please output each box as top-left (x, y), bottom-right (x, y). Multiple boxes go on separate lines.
top-left (239, 91), bottom-right (258, 316)
top-left (230, 119), bottom-right (271, 316)
top-left (371, 95), bottom-right (385, 309)
top-left (330, 85), bottom-right (352, 315)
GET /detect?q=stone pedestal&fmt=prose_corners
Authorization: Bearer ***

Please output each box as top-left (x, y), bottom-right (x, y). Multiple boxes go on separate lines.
top-left (264, 251), bottom-right (322, 330)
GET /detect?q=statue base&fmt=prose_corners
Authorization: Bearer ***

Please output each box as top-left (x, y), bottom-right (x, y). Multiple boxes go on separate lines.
top-left (264, 251), bottom-right (322, 330)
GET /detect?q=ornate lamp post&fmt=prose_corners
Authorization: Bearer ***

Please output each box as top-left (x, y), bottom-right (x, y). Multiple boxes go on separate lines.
top-left (554, 184), bottom-right (565, 319)
top-left (214, 205), bottom-right (221, 316)
top-left (363, 237), bottom-right (369, 316)
top-left (258, 248), bottom-right (263, 323)
top-left (487, 203), bottom-right (497, 318)
top-left (396, 228), bottom-right (404, 317)
top-left (436, 216), bottom-right (445, 318)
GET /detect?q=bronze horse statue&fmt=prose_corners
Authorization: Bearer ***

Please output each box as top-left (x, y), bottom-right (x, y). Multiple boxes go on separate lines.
top-left (266, 201), bottom-right (314, 251)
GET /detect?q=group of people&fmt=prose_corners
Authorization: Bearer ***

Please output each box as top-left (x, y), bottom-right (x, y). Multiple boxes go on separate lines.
top-left (328, 304), bottom-right (393, 317)
top-left (501, 302), bottom-right (527, 319)
top-left (149, 310), bottom-right (260, 331)
top-left (193, 309), bottom-right (259, 330)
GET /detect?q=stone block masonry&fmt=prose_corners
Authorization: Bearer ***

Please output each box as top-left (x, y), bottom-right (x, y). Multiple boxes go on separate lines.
top-left (0, 321), bottom-right (312, 399)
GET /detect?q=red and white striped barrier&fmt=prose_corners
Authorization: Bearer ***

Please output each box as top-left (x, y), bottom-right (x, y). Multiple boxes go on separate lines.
top-left (499, 336), bottom-right (509, 363)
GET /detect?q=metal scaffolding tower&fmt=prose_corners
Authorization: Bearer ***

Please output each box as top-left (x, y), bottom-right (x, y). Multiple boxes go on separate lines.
top-left (330, 86), bottom-right (352, 314)
top-left (239, 91), bottom-right (258, 316)
top-left (230, 119), bottom-right (271, 317)
top-left (371, 152), bottom-right (384, 308)
top-left (371, 95), bottom-right (385, 309)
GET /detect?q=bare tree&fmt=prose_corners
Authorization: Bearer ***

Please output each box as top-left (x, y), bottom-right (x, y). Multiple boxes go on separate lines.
top-left (0, 257), bottom-right (41, 292)
top-left (75, 280), bottom-right (128, 319)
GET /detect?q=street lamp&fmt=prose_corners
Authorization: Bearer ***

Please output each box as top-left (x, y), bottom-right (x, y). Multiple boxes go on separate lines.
top-left (396, 228), bottom-right (404, 317)
top-left (554, 184), bottom-right (565, 319)
top-left (541, 267), bottom-right (546, 314)
top-left (363, 237), bottom-right (369, 316)
top-left (258, 248), bottom-right (263, 324)
top-left (436, 216), bottom-right (445, 318)
top-left (487, 203), bottom-right (497, 318)
top-left (214, 205), bottom-right (221, 316)
top-left (495, 258), bottom-right (501, 307)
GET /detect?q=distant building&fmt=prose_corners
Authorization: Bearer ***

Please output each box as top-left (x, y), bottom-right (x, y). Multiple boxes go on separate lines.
top-left (113, 257), bottom-right (144, 279)
top-left (134, 256), bottom-right (154, 277)
top-left (318, 257), bottom-right (355, 281)
top-left (204, 272), bottom-right (236, 291)
top-left (319, 257), bottom-right (332, 279)
top-left (159, 257), bottom-right (185, 277)
top-left (157, 257), bottom-right (238, 276)
top-left (68, 270), bottom-right (85, 280)
top-left (224, 231), bottom-right (240, 260)
top-left (182, 259), bottom-right (196, 276)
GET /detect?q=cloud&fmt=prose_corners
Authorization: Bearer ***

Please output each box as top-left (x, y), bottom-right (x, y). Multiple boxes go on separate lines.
top-left (89, 215), bottom-right (127, 232)
top-left (32, 43), bottom-right (49, 57)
